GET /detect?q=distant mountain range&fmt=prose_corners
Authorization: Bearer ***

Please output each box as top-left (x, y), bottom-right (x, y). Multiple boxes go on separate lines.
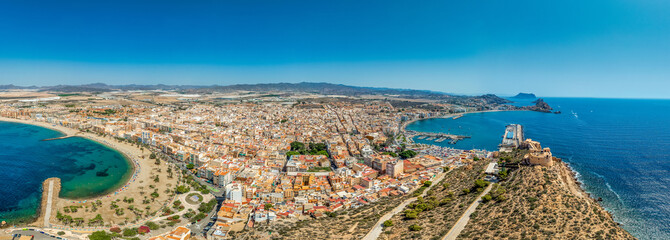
top-left (0, 82), bottom-right (511, 103)
top-left (187, 82), bottom-right (455, 98)
top-left (0, 84), bottom-right (39, 90)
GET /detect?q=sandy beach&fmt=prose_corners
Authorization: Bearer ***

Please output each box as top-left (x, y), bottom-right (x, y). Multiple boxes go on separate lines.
top-left (400, 109), bottom-right (523, 132)
top-left (0, 117), bottom-right (180, 230)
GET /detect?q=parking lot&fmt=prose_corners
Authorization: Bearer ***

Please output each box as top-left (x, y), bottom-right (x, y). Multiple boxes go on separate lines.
top-left (10, 229), bottom-right (68, 240)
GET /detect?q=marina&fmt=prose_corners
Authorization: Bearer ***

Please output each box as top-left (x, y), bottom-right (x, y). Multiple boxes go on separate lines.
top-left (405, 130), bottom-right (471, 145)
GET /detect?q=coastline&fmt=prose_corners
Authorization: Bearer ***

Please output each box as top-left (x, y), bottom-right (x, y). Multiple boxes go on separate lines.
top-left (400, 112), bottom-right (633, 237)
top-left (0, 117), bottom-right (137, 199)
top-left (401, 109), bottom-right (528, 132)
top-left (0, 116), bottom-right (163, 229)
top-left (555, 159), bottom-right (633, 237)
top-left (402, 110), bottom-right (596, 199)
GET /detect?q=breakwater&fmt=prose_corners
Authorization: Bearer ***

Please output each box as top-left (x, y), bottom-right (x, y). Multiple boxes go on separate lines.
top-left (41, 136), bottom-right (75, 141)
top-left (33, 178), bottom-right (61, 227)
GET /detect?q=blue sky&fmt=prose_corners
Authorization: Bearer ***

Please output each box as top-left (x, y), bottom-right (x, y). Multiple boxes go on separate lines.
top-left (1, 0), bottom-right (669, 98)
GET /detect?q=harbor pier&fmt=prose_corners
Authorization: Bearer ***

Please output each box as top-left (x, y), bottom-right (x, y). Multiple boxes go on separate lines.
top-left (499, 124), bottom-right (524, 152)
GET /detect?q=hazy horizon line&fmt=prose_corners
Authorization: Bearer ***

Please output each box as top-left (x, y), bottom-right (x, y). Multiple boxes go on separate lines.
top-left (2, 81), bottom-right (669, 100)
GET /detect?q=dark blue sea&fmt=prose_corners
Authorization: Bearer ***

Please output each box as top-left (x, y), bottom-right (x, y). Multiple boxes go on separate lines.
top-left (407, 98), bottom-right (670, 239)
top-left (0, 121), bottom-right (131, 224)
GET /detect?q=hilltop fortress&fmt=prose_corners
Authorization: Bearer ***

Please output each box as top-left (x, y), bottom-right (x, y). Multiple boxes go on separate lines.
top-left (521, 139), bottom-right (554, 167)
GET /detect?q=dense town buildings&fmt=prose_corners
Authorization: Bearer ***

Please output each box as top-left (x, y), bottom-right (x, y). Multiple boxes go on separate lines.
top-left (0, 94), bottom-right (484, 238)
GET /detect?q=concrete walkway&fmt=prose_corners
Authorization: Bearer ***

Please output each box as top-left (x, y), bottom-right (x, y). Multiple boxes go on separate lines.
top-left (362, 172), bottom-right (447, 240)
top-left (44, 180), bottom-right (54, 227)
top-left (152, 191), bottom-right (214, 222)
top-left (442, 184), bottom-right (493, 240)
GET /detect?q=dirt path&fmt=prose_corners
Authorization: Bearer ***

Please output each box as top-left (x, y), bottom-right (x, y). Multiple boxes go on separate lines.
top-left (362, 172), bottom-right (446, 240)
top-left (442, 184), bottom-right (493, 240)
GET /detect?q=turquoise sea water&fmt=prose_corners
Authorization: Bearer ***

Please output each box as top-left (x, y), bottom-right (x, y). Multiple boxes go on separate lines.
top-left (0, 121), bottom-right (132, 223)
top-left (407, 98), bottom-right (670, 239)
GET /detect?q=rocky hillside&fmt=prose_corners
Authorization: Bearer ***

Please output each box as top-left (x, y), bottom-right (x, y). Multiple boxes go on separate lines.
top-left (520, 98), bottom-right (553, 113)
top-left (232, 189), bottom-right (411, 240)
top-left (458, 159), bottom-right (634, 239)
top-left (378, 160), bottom-right (488, 240)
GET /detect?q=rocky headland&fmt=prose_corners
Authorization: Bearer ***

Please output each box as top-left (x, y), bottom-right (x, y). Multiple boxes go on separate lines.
top-left (458, 150), bottom-right (635, 239)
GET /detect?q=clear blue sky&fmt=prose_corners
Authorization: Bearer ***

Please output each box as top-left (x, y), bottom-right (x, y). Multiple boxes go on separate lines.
top-left (1, 0), bottom-right (669, 98)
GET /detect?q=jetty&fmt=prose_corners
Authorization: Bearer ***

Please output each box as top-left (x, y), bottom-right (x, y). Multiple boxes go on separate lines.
top-left (35, 177), bottom-right (61, 227)
top-left (41, 135), bottom-right (75, 141)
top-left (499, 124), bottom-right (524, 152)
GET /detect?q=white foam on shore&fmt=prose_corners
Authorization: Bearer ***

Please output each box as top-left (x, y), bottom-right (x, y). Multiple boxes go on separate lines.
top-left (605, 181), bottom-right (624, 204)
top-left (570, 160), bottom-right (624, 206)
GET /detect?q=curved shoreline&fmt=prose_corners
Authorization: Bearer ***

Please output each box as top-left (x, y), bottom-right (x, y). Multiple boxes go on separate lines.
top-left (401, 109), bottom-right (528, 132)
top-left (61, 140), bottom-right (135, 200)
top-left (0, 117), bottom-right (140, 224)
top-left (0, 117), bottom-right (138, 199)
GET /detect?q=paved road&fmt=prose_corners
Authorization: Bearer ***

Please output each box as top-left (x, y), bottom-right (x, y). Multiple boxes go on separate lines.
top-left (10, 230), bottom-right (69, 240)
top-left (151, 191), bottom-right (214, 222)
top-left (442, 184), bottom-right (493, 240)
top-left (187, 208), bottom-right (218, 238)
top-left (44, 180), bottom-right (54, 227)
top-left (362, 172), bottom-right (447, 240)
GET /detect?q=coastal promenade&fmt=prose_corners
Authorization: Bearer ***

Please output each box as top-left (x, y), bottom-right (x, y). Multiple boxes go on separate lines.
top-left (0, 117), bottom-right (179, 233)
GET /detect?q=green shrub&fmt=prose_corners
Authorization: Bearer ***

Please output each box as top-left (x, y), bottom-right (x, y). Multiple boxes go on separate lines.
top-left (145, 221), bottom-right (160, 230)
top-left (88, 231), bottom-right (112, 240)
top-left (122, 228), bottom-right (138, 237)
top-left (404, 210), bottom-right (418, 219)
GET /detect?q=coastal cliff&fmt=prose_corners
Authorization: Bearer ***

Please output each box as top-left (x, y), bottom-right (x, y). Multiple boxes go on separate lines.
top-left (457, 154), bottom-right (634, 239)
